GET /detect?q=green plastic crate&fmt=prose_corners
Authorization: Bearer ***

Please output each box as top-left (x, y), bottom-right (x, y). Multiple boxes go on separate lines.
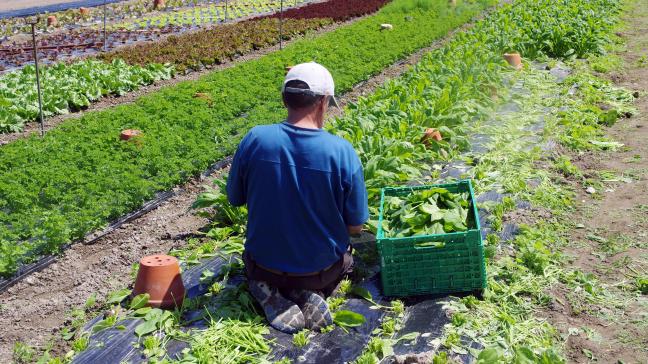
top-left (376, 180), bottom-right (486, 297)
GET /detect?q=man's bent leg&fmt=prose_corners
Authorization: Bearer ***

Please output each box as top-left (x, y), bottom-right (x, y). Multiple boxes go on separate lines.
top-left (285, 289), bottom-right (332, 331)
top-left (320, 249), bottom-right (354, 297)
top-left (248, 280), bottom-right (305, 334)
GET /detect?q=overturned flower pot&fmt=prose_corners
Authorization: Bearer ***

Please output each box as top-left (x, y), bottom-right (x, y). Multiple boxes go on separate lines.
top-left (421, 127), bottom-right (443, 145)
top-left (120, 129), bottom-right (142, 141)
top-left (79, 7), bottom-right (90, 16)
top-left (133, 254), bottom-right (185, 309)
top-left (47, 16), bottom-right (58, 27)
top-left (154, 0), bottom-right (166, 10)
top-left (503, 53), bottom-right (523, 70)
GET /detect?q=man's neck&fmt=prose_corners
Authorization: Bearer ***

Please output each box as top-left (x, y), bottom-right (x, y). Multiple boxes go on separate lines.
top-left (286, 114), bottom-right (321, 130)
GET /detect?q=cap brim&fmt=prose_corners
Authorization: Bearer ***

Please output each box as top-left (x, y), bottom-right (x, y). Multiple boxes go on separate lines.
top-left (328, 95), bottom-right (340, 108)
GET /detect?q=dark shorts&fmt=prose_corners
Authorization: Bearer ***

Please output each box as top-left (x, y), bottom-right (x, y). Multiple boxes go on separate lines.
top-left (243, 249), bottom-right (354, 298)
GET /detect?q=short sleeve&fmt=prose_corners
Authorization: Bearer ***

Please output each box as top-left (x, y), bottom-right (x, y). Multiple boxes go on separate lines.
top-left (226, 132), bottom-right (253, 206)
top-left (343, 156), bottom-right (369, 226)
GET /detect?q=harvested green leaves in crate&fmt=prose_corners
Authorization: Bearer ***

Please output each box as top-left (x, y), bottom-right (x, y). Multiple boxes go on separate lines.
top-left (382, 188), bottom-right (470, 237)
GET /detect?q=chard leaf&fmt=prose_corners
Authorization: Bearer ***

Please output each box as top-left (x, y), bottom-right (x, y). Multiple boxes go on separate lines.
top-left (333, 310), bottom-right (366, 328)
top-left (129, 293), bottom-right (150, 310)
top-left (106, 289), bottom-right (132, 305)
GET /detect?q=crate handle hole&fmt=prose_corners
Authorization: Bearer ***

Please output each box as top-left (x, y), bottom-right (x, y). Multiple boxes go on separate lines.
top-left (414, 241), bottom-right (446, 249)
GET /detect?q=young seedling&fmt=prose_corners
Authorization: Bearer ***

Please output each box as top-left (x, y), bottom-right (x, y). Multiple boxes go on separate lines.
top-left (292, 329), bottom-right (310, 348)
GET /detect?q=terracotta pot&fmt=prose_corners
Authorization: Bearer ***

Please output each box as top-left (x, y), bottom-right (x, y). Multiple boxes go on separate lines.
top-left (503, 53), bottom-right (523, 70)
top-left (120, 129), bottom-right (142, 141)
top-left (47, 16), bottom-right (58, 27)
top-left (154, 0), bottom-right (166, 9)
top-left (79, 7), bottom-right (90, 16)
top-left (422, 128), bottom-right (443, 145)
top-left (133, 254), bottom-right (185, 309)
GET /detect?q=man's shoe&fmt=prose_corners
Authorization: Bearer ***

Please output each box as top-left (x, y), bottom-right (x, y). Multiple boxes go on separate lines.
top-left (248, 280), bottom-right (305, 334)
top-left (286, 289), bottom-right (333, 331)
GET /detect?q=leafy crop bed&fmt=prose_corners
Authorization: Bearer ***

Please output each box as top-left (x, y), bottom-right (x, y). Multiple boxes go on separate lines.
top-left (0, 0), bottom-right (390, 133)
top-left (253, 0), bottom-right (390, 21)
top-left (0, 28), bottom-right (172, 72)
top-left (0, 0), bottom-right (313, 72)
top-left (98, 18), bottom-right (332, 72)
top-left (0, 0), bottom-right (280, 39)
top-left (113, 0), bottom-right (311, 30)
top-left (0, 0), bottom-right (490, 278)
top-left (0, 60), bottom-right (173, 133)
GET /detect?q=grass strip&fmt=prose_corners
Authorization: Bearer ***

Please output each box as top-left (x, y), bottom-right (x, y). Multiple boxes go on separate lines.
top-left (0, 0), bottom-right (491, 277)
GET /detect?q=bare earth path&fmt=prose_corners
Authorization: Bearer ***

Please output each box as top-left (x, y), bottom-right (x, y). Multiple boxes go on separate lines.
top-left (0, 8), bottom-right (495, 362)
top-left (541, 0), bottom-right (648, 362)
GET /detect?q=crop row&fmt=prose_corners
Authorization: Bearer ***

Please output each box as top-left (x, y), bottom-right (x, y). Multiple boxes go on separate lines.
top-left (253, 0), bottom-right (390, 21)
top-left (0, 0), bottom-right (247, 38)
top-left (0, 0), bottom-right (490, 277)
top-left (0, 60), bottom-right (173, 133)
top-left (113, 0), bottom-right (311, 30)
top-left (1, 28), bottom-right (172, 72)
top-left (99, 18), bottom-right (332, 73)
top-left (0, 0), bottom-right (313, 72)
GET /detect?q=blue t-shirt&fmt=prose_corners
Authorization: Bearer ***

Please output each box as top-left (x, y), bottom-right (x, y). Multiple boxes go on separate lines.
top-left (226, 121), bottom-right (369, 273)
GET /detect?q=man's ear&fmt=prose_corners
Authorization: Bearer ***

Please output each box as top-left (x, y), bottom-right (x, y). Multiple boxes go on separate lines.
top-left (320, 96), bottom-right (328, 113)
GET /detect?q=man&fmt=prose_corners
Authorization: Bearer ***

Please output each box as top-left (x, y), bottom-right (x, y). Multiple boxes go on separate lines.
top-left (226, 62), bottom-right (369, 333)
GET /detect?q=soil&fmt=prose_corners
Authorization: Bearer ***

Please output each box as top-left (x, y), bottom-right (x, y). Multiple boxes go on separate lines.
top-left (0, 7), bottom-right (496, 363)
top-left (538, 0), bottom-right (648, 362)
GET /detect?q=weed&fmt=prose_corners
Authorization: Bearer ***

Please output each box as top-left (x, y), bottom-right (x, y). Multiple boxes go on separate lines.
top-left (554, 155), bottom-right (582, 178)
top-left (637, 55), bottom-right (648, 67)
top-left (141, 334), bottom-right (165, 359)
top-left (71, 335), bottom-right (89, 353)
top-left (327, 296), bottom-right (347, 312)
top-left (292, 330), bottom-right (310, 348)
top-left (13, 342), bottom-right (36, 364)
top-left (84, 293), bottom-right (97, 309)
top-left (589, 54), bottom-right (623, 73)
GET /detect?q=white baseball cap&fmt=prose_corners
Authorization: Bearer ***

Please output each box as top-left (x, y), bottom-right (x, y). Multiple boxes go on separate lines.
top-left (282, 62), bottom-right (339, 108)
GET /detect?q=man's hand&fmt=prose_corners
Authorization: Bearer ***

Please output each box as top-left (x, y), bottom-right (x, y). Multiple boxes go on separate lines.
top-left (347, 225), bottom-right (363, 237)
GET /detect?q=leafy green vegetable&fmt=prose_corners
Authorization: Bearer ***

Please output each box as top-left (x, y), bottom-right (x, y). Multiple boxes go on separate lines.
top-left (0, 59), bottom-right (173, 132)
top-left (106, 289), bottom-right (132, 305)
top-left (292, 329), bottom-right (310, 348)
top-left (176, 318), bottom-right (271, 363)
top-left (129, 293), bottom-right (150, 310)
top-left (333, 310), bottom-right (366, 330)
top-left (382, 188), bottom-right (471, 237)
